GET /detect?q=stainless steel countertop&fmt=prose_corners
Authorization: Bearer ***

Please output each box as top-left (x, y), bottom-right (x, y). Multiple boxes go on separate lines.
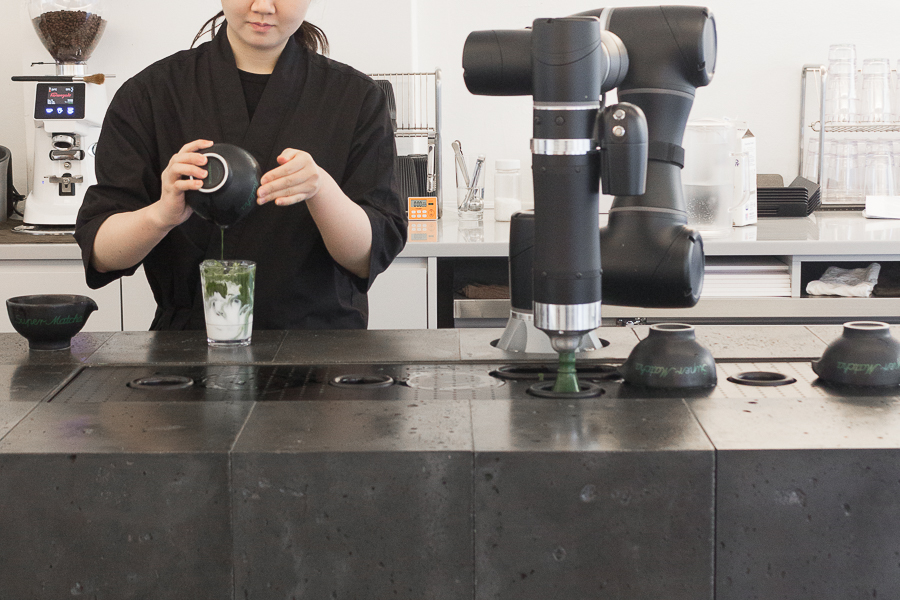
top-left (400, 209), bottom-right (900, 258)
top-left (5, 210), bottom-right (900, 260)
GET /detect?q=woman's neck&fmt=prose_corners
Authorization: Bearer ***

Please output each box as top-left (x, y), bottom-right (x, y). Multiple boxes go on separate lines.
top-left (226, 26), bottom-right (286, 75)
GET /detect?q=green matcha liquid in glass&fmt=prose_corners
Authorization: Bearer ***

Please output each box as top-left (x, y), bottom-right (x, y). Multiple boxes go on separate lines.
top-left (199, 259), bottom-right (256, 347)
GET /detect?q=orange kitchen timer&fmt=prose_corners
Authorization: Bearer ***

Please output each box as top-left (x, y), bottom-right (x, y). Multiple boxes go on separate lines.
top-left (407, 196), bottom-right (438, 220)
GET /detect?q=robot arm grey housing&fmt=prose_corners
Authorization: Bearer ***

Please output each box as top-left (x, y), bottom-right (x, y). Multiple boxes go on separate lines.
top-left (589, 5), bottom-right (716, 309)
top-left (600, 209), bottom-right (704, 308)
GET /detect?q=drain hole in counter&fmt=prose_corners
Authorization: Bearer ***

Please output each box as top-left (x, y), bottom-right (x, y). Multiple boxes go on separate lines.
top-left (490, 364), bottom-right (620, 382)
top-left (329, 374), bottom-right (395, 389)
top-left (127, 375), bottom-right (194, 390)
top-left (527, 380), bottom-right (605, 398)
top-left (727, 371), bottom-right (797, 387)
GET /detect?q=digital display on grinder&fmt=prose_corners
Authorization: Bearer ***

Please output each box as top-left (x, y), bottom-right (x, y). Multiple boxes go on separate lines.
top-left (47, 86), bottom-right (75, 105)
top-left (34, 82), bottom-right (85, 120)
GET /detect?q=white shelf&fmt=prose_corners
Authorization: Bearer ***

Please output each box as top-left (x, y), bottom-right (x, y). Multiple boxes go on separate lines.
top-left (6, 211), bottom-right (900, 328)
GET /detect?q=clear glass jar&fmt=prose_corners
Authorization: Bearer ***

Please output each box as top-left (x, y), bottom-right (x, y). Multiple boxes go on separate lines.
top-left (29, 0), bottom-right (106, 66)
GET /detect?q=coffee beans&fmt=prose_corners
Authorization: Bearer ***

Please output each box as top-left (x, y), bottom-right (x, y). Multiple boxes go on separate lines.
top-left (32, 10), bottom-right (107, 63)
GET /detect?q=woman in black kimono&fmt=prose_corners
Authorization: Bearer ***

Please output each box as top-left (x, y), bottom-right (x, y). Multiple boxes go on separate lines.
top-left (75, 0), bottom-right (406, 330)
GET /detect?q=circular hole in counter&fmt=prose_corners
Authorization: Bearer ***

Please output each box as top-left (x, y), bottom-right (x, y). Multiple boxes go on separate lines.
top-left (490, 337), bottom-right (610, 349)
top-left (127, 375), bottom-right (194, 390)
top-left (726, 371), bottom-right (797, 387)
top-left (526, 380), bottom-right (605, 399)
top-left (490, 364), bottom-right (619, 382)
top-left (329, 374), bottom-right (395, 389)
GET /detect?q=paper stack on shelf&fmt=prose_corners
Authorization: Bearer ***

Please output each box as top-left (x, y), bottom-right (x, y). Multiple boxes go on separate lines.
top-left (701, 256), bottom-right (792, 297)
top-left (864, 197), bottom-right (900, 219)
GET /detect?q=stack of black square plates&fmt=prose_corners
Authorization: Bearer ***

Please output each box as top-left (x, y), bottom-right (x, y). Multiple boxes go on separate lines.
top-left (395, 154), bottom-right (428, 212)
top-left (757, 176), bottom-right (820, 217)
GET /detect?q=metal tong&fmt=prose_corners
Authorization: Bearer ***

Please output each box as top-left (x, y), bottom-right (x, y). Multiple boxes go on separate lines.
top-left (461, 155), bottom-right (486, 211)
top-left (453, 140), bottom-right (485, 211)
top-left (452, 140), bottom-right (470, 187)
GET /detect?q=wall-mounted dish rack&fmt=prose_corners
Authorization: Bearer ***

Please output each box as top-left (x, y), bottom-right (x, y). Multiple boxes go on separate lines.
top-left (799, 64), bottom-right (900, 210)
top-left (368, 70), bottom-right (443, 217)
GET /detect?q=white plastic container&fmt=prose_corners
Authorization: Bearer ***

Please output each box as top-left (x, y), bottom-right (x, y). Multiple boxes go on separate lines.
top-left (493, 159), bottom-right (522, 221)
top-left (682, 120), bottom-right (735, 237)
top-left (730, 121), bottom-right (757, 226)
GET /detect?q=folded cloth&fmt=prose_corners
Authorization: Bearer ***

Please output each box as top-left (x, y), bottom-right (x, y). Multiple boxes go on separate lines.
top-left (873, 263), bottom-right (900, 297)
top-left (459, 283), bottom-right (510, 300)
top-left (806, 263), bottom-right (881, 297)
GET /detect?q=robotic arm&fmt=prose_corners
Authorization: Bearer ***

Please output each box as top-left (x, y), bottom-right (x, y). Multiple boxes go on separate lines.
top-left (462, 6), bottom-right (717, 354)
top-left (582, 6), bottom-right (717, 308)
top-left (464, 15), bottom-right (649, 353)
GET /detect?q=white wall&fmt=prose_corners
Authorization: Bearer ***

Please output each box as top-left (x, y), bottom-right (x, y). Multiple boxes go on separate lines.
top-left (3, 0), bottom-right (900, 207)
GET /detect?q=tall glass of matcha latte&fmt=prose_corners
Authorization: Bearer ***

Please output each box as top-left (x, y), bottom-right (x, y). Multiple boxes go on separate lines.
top-left (199, 260), bottom-right (256, 347)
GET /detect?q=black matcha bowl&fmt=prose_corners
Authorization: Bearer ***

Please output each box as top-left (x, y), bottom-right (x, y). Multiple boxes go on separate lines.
top-left (812, 321), bottom-right (900, 387)
top-left (6, 294), bottom-right (98, 350)
top-left (618, 323), bottom-right (717, 389)
top-left (185, 143), bottom-right (261, 228)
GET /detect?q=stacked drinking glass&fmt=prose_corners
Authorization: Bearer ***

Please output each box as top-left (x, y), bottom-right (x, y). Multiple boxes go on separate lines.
top-left (814, 44), bottom-right (900, 202)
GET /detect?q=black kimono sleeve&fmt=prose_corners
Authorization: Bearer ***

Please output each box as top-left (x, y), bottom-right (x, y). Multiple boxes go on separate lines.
top-left (74, 77), bottom-right (164, 289)
top-left (339, 82), bottom-right (407, 292)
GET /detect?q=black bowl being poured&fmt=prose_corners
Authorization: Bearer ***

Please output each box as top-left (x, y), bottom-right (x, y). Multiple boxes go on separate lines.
top-left (185, 143), bottom-right (261, 228)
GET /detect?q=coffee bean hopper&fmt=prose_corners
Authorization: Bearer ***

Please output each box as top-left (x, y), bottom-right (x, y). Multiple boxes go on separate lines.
top-left (11, 0), bottom-right (109, 233)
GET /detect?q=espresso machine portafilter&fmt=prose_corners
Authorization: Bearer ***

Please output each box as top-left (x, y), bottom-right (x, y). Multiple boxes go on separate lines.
top-left (463, 16), bottom-right (649, 354)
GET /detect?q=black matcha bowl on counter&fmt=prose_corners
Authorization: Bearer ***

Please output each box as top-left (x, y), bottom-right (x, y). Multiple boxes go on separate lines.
top-left (812, 321), bottom-right (900, 387)
top-left (6, 294), bottom-right (98, 350)
top-left (618, 323), bottom-right (718, 389)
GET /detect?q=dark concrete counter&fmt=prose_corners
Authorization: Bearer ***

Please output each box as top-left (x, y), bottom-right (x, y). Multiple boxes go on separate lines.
top-left (1, 327), bottom-right (898, 599)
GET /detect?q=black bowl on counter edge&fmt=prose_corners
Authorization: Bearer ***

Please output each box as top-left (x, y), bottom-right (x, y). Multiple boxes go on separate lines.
top-left (6, 294), bottom-right (98, 350)
top-left (618, 323), bottom-right (717, 389)
top-left (812, 321), bottom-right (900, 387)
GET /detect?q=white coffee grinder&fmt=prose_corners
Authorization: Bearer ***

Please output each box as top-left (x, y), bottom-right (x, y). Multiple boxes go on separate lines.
top-left (13, 0), bottom-right (109, 233)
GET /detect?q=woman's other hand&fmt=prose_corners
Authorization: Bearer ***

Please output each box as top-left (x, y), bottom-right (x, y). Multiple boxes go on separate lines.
top-left (257, 147), bottom-right (372, 278)
top-left (257, 148), bottom-right (325, 206)
top-left (153, 139), bottom-right (215, 229)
